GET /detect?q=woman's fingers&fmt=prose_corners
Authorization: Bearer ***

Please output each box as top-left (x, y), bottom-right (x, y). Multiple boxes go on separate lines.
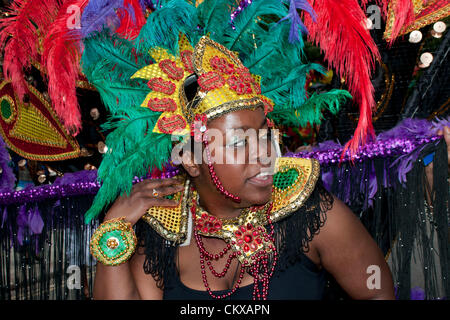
top-left (140, 178), bottom-right (183, 190)
top-left (140, 184), bottom-right (184, 200)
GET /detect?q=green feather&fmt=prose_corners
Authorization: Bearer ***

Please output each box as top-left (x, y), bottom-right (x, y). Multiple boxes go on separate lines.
top-left (81, 30), bottom-right (149, 115)
top-left (84, 109), bottom-right (173, 223)
top-left (135, 0), bottom-right (199, 55)
top-left (220, 0), bottom-right (287, 51)
top-left (268, 89), bottom-right (352, 127)
top-left (197, 0), bottom-right (233, 39)
top-left (262, 62), bottom-right (324, 111)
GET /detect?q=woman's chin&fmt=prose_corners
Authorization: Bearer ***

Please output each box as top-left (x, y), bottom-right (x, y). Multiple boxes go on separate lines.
top-left (242, 187), bottom-right (273, 207)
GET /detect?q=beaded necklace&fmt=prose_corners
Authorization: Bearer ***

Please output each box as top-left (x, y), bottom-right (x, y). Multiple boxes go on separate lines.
top-left (190, 191), bottom-right (278, 300)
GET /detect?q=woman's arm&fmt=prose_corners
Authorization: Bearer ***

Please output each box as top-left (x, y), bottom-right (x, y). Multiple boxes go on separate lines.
top-left (312, 196), bottom-right (396, 300)
top-left (92, 178), bottom-right (183, 300)
top-left (128, 247), bottom-right (164, 299)
top-left (93, 262), bottom-right (141, 299)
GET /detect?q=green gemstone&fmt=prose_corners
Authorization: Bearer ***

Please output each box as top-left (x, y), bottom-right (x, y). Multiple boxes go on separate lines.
top-left (273, 168), bottom-right (299, 190)
top-left (1, 98), bottom-right (12, 120)
top-left (164, 194), bottom-right (174, 200)
top-left (99, 230), bottom-right (127, 259)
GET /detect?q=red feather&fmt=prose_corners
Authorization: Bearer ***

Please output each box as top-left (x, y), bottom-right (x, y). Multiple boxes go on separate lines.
top-left (303, 0), bottom-right (380, 156)
top-left (0, 0), bottom-right (61, 99)
top-left (42, 0), bottom-right (89, 135)
top-left (116, 0), bottom-right (146, 40)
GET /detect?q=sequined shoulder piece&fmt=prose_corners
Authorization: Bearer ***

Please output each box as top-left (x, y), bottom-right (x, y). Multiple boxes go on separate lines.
top-left (141, 178), bottom-right (191, 244)
top-left (270, 157), bottom-right (320, 222)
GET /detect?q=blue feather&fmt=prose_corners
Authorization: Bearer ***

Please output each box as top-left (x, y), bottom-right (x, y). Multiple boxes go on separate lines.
top-left (279, 0), bottom-right (316, 43)
top-left (81, 0), bottom-right (124, 38)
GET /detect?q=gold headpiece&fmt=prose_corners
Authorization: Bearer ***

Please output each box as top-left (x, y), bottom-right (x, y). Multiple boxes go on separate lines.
top-left (131, 35), bottom-right (274, 136)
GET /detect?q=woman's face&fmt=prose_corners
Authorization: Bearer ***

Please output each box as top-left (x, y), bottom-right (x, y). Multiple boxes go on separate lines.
top-left (186, 107), bottom-right (277, 208)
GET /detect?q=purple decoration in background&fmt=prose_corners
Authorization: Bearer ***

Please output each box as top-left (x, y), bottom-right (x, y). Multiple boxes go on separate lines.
top-left (287, 117), bottom-right (448, 208)
top-left (0, 166), bottom-right (181, 206)
top-left (230, 0), bottom-right (253, 28)
top-left (378, 118), bottom-right (432, 141)
top-left (28, 205), bottom-right (44, 235)
top-left (81, 0), bottom-right (124, 38)
top-left (1, 206), bottom-right (6, 227)
top-left (0, 136), bottom-right (15, 192)
top-left (410, 287), bottom-right (426, 300)
top-left (140, 0), bottom-right (155, 11)
top-left (16, 205), bottom-right (27, 245)
top-left (431, 116), bottom-right (450, 133)
top-left (287, 135), bottom-right (441, 165)
top-left (53, 170), bottom-right (98, 186)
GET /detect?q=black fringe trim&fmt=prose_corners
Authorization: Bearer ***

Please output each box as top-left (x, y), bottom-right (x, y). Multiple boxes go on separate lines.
top-left (134, 220), bottom-right (177, 290)
top-left (271, 179), bottom-right (333, 272)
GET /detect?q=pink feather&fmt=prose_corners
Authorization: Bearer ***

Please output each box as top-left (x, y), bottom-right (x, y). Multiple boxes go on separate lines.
top-left (303, 0), bottom-right (380, 156)
top-left (42, 0), bottom-right (89, 135)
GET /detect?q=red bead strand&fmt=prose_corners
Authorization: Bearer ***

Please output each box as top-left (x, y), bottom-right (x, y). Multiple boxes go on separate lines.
top-left (203, 134), bottom-right (241, 203)
top-left (192, 192), bottom-right (277, 300)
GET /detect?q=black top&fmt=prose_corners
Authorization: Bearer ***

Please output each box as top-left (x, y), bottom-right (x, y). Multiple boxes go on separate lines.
top-left (163, 251), bottom-right (326, 300)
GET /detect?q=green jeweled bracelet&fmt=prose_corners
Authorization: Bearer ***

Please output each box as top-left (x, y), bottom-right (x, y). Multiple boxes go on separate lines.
top-left (90, 217), bottom-right (137, 266)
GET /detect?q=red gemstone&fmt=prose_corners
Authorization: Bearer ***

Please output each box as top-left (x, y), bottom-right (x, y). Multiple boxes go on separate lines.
top-left (244, 235), bottom-right (253, 243)
top-left (235, 231), bottom-right (242, 237)
top-left (255, 238), bottom-right (262, 244)
top-left (243, 244), bottom-right (250, 252)
top-left (247, 223), bottom-right (253, 230)
top-left (240, 226), bottom-right (246, 233)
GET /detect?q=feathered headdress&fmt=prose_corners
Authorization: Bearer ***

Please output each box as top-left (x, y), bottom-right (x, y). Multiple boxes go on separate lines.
top-left (0, 0), bottom-right (149, 134)
top-left (78, 0), bottom-right (380, 222)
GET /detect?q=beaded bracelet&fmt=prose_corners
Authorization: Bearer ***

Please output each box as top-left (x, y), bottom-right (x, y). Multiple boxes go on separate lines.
top-left (90, 217), bottom-right (137, 266)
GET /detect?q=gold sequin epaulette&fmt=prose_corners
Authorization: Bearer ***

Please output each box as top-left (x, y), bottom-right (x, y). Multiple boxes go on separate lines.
top-left (269, 157), bottom-right (320, 222)
top-left (141, 176), bottom-right (190, 244)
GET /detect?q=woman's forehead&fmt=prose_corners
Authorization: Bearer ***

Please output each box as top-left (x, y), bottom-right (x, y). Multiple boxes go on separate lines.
top-left (208, 108), bottom-right (266, 131)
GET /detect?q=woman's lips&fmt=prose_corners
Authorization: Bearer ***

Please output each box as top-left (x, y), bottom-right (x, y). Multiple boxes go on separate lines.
top-left (247, 172), bottom-right (273, 187)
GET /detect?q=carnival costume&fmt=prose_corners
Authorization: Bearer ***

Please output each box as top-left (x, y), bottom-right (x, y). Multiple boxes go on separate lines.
top-left (0, 0), bottom-right (382, 300)
top-left (72, 0), bottom-right (385, 300)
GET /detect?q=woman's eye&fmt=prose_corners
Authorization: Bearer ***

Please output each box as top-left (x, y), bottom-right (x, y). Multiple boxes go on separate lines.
top-left (234, 139), bottom-right (247, 147)
top-left (228, 138), bottom-right (246, 148)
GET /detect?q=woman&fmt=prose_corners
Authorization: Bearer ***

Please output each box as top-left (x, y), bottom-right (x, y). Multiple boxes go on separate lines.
top-left (83, 0), bottom-right (395, 300)
top-left (92, 109), bottom-right (395, 300)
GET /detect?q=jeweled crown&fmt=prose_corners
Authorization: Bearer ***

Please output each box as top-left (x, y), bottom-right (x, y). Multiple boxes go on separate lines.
top-left (131, 35), bottom-right (274, 136)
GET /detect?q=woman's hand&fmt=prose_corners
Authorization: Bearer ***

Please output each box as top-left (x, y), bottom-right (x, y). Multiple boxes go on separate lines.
top-left (104, 178), bottom-right (185, 226)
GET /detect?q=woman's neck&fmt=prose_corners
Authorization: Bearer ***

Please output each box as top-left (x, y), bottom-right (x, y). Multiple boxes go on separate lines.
top-left (192, 179), bottom-right (244, 220)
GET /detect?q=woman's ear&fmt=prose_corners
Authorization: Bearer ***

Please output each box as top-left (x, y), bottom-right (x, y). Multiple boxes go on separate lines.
top-left (181, 150), bottom-right (201, 177)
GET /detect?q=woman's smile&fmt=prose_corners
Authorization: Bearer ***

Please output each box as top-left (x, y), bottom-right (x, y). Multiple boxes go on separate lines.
top-left (247, 171), bottom-right (274, 187)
